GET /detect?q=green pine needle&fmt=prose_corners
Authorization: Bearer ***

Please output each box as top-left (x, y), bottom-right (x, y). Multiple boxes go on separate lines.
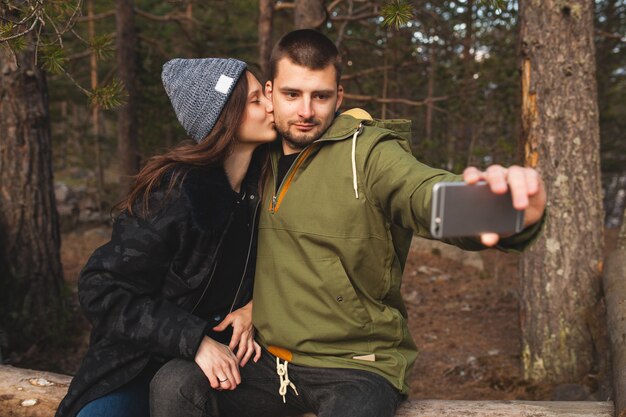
top-left (0, 22), bottom-right (16, 38)
top-left (9, 36), bottom-right (27, 53)
top-left (381, 0), bottom-right (415, 30)
top-left (40, 46), bottom-right (68, 75)
top-left (90, 34), bottom-right (115, 61)
top-left (89, 78), bottom-right (128, 110)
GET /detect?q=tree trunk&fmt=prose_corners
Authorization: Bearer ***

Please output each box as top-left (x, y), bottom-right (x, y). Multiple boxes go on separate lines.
top-left (603, 247), bottom-right (626, 417)
top-left (294, 0), bottom-right (326, 29)
top-left (425, 46), bottom-right (436, 143)
top-left (460, 0), bottom-right (475, 166)
top-left (381, 52), bottom-right (388, 119)
top-left (0, 37), bottom-right (65, 350)
top-left (88, 0), bottom-right (104, 215)
top-left (519, 0), bottom-right (604, 382)
top-left (618, 205), bottom-right (626, 251)
top-left (116, 0), bottom-right (140, 194)
top-left (258, 0), bottom-right (274, 79)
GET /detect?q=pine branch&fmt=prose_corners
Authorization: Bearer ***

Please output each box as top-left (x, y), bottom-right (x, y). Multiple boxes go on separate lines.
top-left (275, 2), bottom-right (295, 11)
top-left (62, 0), bottom-right (84, 33)
top-left (595, 29), bottom-right (625, 42)
top-left (0, 17), bottom-right (40, 42)
top-left (138, 34), bottom-right (169, 58)
top-left (343, 93), bottom-right (447, 107)
top-left (331, 12), bottom-right (379, 22)
top-left (42, 7), bottom-right (65, 48)
top-left (327, 0), bottom-right (344, 12)
top-left (134, 7), bottom-right (197, 24)
top-left (75, 10), bottom-right (115, 22)
top-left (341, 62), bottom-right (414, 81)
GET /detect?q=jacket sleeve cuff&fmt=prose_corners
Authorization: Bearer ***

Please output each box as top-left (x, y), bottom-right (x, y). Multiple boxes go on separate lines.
top-left (178, 314), bottom-right (210, 360)
top-left (495, 208), bottom-right (547, 253)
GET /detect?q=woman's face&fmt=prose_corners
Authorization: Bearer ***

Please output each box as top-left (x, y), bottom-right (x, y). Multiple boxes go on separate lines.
top-left (237, 72), bottom-right (276, 145)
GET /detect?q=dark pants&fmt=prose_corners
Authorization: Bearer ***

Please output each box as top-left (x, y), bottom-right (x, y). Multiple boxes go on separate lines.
top-left (150, 351), bottom-right (403, 417)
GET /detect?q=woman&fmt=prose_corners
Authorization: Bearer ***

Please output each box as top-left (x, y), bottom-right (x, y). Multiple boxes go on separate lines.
top-left (55, 58), bottom-right (276, 417)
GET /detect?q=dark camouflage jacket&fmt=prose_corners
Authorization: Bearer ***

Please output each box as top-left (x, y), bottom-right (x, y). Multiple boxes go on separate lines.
top-left (55, 163), bottom-right (261, 417)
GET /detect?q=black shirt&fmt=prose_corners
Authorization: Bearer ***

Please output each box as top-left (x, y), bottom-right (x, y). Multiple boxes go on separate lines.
top-left (277, 152), bottom-right (300, 190)
top-left (194, 188), bottom-right (253, 345)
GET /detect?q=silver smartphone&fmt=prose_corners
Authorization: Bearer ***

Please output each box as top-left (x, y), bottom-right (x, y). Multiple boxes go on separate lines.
top-left (430, 181), bottom-right (524, 239)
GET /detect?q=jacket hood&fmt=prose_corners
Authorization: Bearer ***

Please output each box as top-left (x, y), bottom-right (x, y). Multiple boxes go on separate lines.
top-left (317, 108), bottom-right (413, 199)
top-left (320, 108), bottom-right (412, 145)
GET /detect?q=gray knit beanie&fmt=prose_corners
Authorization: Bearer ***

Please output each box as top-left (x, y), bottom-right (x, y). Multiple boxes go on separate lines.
top-left (161, 58), bottom-right (247, 142)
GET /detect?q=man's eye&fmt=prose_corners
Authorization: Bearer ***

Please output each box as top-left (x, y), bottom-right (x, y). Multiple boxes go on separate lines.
top-left (285, 92), bottom-right (298, 98)
top-left (314, 94), bottom-right (329, 100)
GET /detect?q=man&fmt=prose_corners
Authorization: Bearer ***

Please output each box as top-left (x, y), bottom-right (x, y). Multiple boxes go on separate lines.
top-left (151, 29), bottom-right (546, 417)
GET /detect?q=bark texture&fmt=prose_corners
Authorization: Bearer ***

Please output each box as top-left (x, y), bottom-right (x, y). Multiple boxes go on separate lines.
top-left (294, 0), bottom-right (327, 29)
top-left (519, 0), bottom-right (604, 382)
top-left (603, 249), bottom-right (626, 417)
top-left (0, 39), bottom-right (65, 348)
top-left (116, 0), bottom-right (140, 193)
top-left (259, 0), bottom-right (274, 79)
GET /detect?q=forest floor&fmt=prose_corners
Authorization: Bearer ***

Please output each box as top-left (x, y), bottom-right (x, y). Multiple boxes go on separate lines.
top-left (12, 225), bottom-right (620, 401)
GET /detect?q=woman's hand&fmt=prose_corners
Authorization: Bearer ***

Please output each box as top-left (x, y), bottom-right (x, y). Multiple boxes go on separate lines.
top-left (213, 301), bottom-right (262, 366)
top-left (194, 336), bottom-right (241, 391)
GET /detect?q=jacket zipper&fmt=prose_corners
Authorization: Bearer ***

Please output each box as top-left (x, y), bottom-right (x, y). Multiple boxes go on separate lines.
top-left (270, 146), bottom-right (316, 213)
top-left (228, 197), bottom-right (261, 313)
top-left (270, 128), bottom-right (360, 213)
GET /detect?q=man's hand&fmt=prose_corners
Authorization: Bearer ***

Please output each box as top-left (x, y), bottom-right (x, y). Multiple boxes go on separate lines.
top-left (194, 336), bottom-right (241, 391)
top-left (213, 301), bottom-right (262, 367)
top-left (463, 165), bottom-right (546, 247)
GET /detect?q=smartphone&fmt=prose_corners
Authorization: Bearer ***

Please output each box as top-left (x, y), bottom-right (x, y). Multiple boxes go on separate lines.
top-left (430, 181), bottom-right (524, 239)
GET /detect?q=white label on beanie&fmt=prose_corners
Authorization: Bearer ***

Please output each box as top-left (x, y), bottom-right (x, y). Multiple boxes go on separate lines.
top-left (215, 75), bottom-right (234, 94)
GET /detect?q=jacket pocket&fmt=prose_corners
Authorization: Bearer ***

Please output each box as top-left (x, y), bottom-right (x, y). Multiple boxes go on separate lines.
top-left (254, 255), bottom-right (372, 350)
top-left (161, 262), bottom-right (205, 300)
top-left (320, 257), bottom-right (371, 325)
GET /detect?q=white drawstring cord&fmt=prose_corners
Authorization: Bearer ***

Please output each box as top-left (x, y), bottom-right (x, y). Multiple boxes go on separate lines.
top-left (351, 123), bottom-right (363, 199)
top-left (276, 357), bottom-right (299, 403)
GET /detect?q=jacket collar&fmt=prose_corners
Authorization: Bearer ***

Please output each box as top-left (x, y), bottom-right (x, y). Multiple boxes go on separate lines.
top-left (180, 152), bottom-right (262, 232)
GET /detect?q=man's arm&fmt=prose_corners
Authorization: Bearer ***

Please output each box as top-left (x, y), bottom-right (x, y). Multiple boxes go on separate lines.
top-left (363, 137), bottom-right (546, 248)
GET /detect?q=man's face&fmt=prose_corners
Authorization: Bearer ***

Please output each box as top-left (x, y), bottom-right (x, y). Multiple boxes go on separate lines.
top-left (265, 58), bottom-right (343, 154)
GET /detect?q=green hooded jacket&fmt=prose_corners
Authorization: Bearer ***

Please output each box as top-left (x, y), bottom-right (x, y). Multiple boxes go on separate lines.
top-left (253, 110), bottom-right (542, 393)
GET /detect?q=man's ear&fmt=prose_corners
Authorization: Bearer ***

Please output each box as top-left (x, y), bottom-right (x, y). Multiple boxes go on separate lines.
top-left (265, 81), bottom-right (273, 100)
top-left (335, 85), bottom-right (344, 111)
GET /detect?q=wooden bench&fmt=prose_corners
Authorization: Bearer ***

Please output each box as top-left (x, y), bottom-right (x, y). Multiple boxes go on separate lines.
top-left (0, 365), bottom-right (614, 417)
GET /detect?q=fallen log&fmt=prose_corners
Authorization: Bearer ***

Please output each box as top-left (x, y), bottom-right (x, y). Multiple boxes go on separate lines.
top-left (0, 365), bottom-right (72, 417)
top-left (0, 365), bottom-right (614, 417)
top-left (604, 248), bottom-right (626, 417)
top-left (395, 400), bottom-right (613, 416)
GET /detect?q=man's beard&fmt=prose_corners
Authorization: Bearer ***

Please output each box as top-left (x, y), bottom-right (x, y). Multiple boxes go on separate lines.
top-left (276, 116), bottom-right (332, 151)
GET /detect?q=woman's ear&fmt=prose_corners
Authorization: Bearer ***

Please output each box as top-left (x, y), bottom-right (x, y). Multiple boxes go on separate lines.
top-left (265, 81), bottom-right (273, 100)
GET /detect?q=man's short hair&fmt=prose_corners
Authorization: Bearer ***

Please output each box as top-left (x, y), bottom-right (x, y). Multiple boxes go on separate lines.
top-left (269, 29), bottom-right (342, 85)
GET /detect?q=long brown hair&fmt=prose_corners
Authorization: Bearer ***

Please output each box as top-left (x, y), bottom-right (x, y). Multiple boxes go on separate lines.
top-left (116, 70), bottom-right (250, 217)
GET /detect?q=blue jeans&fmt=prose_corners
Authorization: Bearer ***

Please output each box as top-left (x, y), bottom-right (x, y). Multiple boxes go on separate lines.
top-left (76, 364), bottom-right (158, 417)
